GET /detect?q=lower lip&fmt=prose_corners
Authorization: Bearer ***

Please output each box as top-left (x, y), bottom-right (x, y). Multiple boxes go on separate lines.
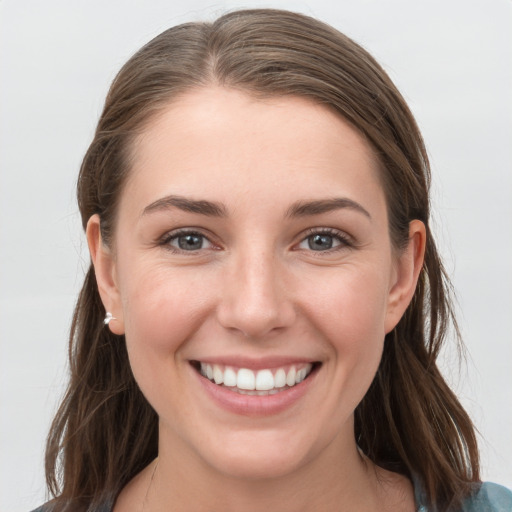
top-left (194, 367), bottom-right (317, 417)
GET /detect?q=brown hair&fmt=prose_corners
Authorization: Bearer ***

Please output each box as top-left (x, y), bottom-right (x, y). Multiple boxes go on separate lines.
top-left (45, 9), bottom-right (479, 511)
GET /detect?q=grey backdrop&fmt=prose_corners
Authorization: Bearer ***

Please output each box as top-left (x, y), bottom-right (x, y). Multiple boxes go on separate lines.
top-left (1, 1), bottom-right (511, 510)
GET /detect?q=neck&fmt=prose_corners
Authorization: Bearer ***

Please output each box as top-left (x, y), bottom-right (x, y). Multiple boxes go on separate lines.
top-left (142, 423), bottom-right (406, 512)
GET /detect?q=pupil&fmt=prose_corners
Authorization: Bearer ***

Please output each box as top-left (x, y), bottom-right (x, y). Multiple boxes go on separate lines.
top-left (309, 234), bottom-right (333, 251)
top-left (178, 234), bottom-right (202, 250)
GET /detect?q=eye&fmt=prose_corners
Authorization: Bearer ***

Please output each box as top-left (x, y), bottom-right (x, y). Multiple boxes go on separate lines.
top-left (297, 229), bottom-right (351, 252)
top-left (164, 231), bottom-right (213, 252)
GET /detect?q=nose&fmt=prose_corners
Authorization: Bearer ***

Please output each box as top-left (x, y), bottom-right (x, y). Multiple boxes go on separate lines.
top-left (216, 248), bottom-right (296, 339)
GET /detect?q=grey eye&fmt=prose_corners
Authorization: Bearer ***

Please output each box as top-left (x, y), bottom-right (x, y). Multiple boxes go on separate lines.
top-left (297, 232), bottom-right (347, 252)
top-left (307, 234), bottom-right (335, 251)
top-left (170, 233), bottom-right (211, 251)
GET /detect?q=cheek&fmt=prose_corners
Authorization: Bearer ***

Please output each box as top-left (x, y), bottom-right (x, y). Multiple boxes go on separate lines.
top-left (296, 266), bottom-right (389, 400)
top-left (117, 264), bottom-right (218, 419)
top-left (328, 285), bottom-right (387, 378)
top-left (298, 264), bottom-right (390, 345)
top-left (119, 264), bottom-right (215, 369)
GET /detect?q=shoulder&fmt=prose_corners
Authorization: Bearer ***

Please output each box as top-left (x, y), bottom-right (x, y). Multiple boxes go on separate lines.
top-left (461, 482), bottom-right (512, 512)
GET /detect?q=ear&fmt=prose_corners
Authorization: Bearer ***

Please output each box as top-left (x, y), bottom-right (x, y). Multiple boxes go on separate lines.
top-left (384, 220), bottom-right (426, 333)
top-left (86, 214), bottom-right (125, 335)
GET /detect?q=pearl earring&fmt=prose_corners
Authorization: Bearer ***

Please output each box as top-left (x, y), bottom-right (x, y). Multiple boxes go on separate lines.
top-left (103, 312), bottom-right (116, 325)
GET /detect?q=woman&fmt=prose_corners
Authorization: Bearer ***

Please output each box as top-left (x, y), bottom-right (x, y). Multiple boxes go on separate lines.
top-left (35, 8), bottom-right (511, 512)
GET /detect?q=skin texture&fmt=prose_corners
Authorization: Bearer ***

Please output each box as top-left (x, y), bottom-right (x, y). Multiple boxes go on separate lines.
top-left (88, 88), bottom-right (425, 511)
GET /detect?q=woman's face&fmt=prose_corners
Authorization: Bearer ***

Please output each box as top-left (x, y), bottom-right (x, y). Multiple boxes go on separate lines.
top-left (90, 87), bottom-right (423, 480)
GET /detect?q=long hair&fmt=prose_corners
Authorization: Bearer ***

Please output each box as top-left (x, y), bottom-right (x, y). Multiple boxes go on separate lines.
top-left (45, 9), bottom-right (479, 511)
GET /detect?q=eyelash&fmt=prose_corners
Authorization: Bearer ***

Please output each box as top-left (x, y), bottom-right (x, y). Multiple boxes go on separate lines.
top-left (158, 227), bottom-right (353, 254)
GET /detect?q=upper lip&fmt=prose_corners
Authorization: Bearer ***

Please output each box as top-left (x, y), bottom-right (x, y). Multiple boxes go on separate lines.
top-left (190, 355), bottom-right (319, 371)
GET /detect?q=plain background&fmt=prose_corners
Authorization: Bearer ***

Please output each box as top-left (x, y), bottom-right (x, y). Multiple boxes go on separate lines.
top-left (1, 1), bottom-right (511, 510)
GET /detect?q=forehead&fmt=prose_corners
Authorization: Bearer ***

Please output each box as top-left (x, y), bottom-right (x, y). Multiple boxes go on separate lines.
top-left (122, 87), bottom-right (384, 216)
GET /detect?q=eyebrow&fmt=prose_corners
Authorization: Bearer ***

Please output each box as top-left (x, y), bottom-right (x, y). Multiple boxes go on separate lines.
top-left (142, 195), bottom-right (227, 217)
top-left (286, 198), bottom-right (371, 219)
top-left (141, 194), bottom-right (370, 220)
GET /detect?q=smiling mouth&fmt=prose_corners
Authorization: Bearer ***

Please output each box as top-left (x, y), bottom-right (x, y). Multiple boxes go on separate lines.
top-left (191, 361), bottom-right (319, 396)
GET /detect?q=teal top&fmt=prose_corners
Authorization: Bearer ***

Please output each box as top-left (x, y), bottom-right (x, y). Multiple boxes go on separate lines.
top-left (415, 482), bottom-right (512, 511)
top-left (31, 481), bottom-right (512, 511)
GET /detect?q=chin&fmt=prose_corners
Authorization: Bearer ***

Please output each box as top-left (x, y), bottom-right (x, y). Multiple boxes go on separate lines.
top-left (210, 448), bottom-right (307, 481)
top-left (194, 428), bottom-right (320, 481)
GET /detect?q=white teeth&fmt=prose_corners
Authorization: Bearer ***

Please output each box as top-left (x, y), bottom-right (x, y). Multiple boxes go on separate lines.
top-left (274, 368), bottom-right (286, 388)
top-left (223, 367), bottom-right (237, 387)
top-left (213, 364), bottom-right (223, 384)
top-left (295, 368), bottom-right (306, 384)
top-left (286, 367), bottom-right (296, 387)
top-left (298, 364), bottom-right (313, 383)
top-left (199, 362), bottom-right (315, 392)
top-left (237, 368), bottom-right (256, 390)
top-left (255, 369), bottom-right (274, 391)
